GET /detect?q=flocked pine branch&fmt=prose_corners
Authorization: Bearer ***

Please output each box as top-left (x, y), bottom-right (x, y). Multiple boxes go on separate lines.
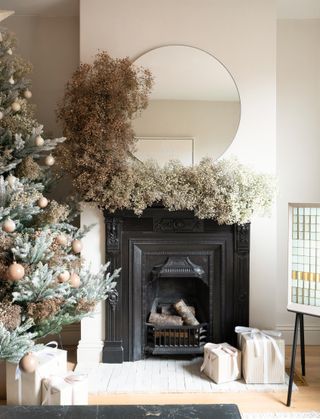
top-left (0, 320), bottom-right (41, 364)
top-left (12, 263), bottom-right (70, 303)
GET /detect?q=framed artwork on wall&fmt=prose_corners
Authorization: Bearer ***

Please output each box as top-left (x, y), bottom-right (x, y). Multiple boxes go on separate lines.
top-left (134, 136), bottom-right (195, 166)
top-left (288, 203), bottom-right (320, 317)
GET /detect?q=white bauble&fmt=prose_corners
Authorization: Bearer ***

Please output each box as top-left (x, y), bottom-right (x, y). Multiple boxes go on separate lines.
top-left (35, 135), bottom-right (44, 147)
top-left (58, 271), bottom-right (70, 283)
top-left (8, 76), bottom-right (14, 85)
top-left (7, 175), bottom-right (16, 187)
top-left (45, 155), bottom-right (55, 166)
top-left (0, 111), bottom-right (3, 120)
top-left (24, 89), bottom-right (32, 99)
top-left (11, 101), bottom-right (21, 112)
top-left (7, 48), bottom-right (12, 55)
top-left (2, 218), bottom-right (16, 233)
top-left (37, 197), bottom-right (48, 208)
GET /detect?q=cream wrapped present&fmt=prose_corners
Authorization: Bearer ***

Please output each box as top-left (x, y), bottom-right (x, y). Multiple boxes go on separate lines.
top-left (200, 342), bottom-right (241, 384)
top-left (235, 326), bottom-right (285, 384)
top-left (42, 373), bottom-right (88, 405)
top-left (6, 343), bottom-right (67, 405)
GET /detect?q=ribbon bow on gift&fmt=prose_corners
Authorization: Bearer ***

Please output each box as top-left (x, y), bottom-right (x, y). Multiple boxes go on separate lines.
top-left (201, 343), bottom-right (240, 378)
top-left (235, 326), bottom-right (283, 364)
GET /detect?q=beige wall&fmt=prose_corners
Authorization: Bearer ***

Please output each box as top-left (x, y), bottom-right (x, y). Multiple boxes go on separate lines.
top-left (133, 100), bottom-right (240, 162)
top-left (4, 15), bottom-right (79, 137)
top-left (80, 0), bottom-right (277, 330)
top-left (277, 19), bottom-right (320, 342)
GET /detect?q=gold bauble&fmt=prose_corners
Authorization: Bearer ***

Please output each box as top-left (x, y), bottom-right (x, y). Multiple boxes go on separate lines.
top-left (2, 218), bottom-right (16, 233)
top-left (37, 197), bottom-right (48, 208)
top-left (24, 89), bottom-right (32, 99)
top-left (70, 272), bottom-right (81, 288)
top-left (58, 271), bottom-right (70, 283)
top-left (19, 353), bottom-right (38, 374)
top-left (35, 135), bottom-right (44, 147)
top-left (45, 154), bottom-right (55, 166)
top-left (56, 234), bottom-right (68, 246)
top-left (7, 262), bottom-right (25, 281)
top-left (11, 101), bottom-right (21, 112)
top-left (71, 239), bottom-right (83, 254)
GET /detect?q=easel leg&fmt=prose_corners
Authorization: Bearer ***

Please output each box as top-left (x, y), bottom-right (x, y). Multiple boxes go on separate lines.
top-left (287, 313), bottom-right (300, 407)
top-left (300, 313), bottom-right (305, 376)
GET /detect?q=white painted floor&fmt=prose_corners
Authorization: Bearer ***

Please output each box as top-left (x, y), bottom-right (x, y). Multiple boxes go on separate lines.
top-left (75, 357), bottom-right (293, 394)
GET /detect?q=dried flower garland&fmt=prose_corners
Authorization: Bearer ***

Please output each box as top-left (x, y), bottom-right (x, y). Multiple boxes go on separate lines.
top-left (56, 51), bottom-right (153, 201)
top-left (98, 157), bottom-right (276, 225)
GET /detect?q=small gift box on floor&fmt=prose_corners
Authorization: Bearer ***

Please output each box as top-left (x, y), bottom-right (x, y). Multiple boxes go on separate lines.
top-left (200, 342), bottom-right (241, 384)
top-left (41, 372), bottom-right (88, 405)
top-left (235, 326), bottom-right (285, 384)
top-left (6, 344), bottom-right (67, 405)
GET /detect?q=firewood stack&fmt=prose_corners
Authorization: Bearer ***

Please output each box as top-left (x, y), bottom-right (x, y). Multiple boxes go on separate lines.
top-left (148, 299), bottom-right (200, 326)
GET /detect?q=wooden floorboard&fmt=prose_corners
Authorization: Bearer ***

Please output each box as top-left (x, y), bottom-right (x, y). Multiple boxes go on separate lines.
top-left (88, 346), bottom-right (320, 413)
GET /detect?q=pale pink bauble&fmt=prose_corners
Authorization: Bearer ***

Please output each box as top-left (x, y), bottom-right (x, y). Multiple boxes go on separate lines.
top-left (7, 262), bottom-right (25, 281)
top-left (11, 101), bottom-right (21, 112)
top-left (2, 218), bottom-right (16, 233)
top-left (70, 272), bottom-right (81, 288)
top-left (56, 234), bottom-right (68, 246)
top-left (71, 239), bottom-right (83, 254)
top-left (58, 271), bottom-right (70, 283)
top-left (37, 197), bottom-right (48, 208)
top-left (19, 353), bottom-right (38, 373)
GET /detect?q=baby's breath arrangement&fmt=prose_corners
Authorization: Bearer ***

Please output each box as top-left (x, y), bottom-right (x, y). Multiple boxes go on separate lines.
top-left (99, 157), bottom-right (275, 225)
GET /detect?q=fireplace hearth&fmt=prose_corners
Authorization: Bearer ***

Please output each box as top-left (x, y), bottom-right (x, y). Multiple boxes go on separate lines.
top-left (103, 207), bottom-right (250, 363)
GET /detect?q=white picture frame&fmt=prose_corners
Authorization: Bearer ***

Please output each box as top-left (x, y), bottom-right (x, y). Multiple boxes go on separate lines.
top-left (134, 136), bottom-right (195, 166)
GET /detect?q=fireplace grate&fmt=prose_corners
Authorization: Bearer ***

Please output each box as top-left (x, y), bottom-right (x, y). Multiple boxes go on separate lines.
top-left (145, 322), bottom-right (208, 355)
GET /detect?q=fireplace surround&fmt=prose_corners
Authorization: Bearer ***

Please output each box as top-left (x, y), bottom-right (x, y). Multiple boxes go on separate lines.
top-left (103, 207), bottom-right (250, 363)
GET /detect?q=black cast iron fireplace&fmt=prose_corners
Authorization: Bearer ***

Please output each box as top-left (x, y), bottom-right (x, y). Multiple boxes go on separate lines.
top-left (103, 207), bottom-right (250, 363)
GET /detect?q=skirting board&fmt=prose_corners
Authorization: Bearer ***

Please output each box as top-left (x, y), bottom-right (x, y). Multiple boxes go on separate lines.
top-left (277, 324), bottom-right (320, 345)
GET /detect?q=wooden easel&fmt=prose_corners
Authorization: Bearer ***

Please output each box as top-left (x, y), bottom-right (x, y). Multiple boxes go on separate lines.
top-left (287, 311), bottom-right (306, 406)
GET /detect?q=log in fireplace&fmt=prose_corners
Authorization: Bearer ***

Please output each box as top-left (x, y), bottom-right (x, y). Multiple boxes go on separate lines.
top-left (103, 207), bottom-right (250, 363)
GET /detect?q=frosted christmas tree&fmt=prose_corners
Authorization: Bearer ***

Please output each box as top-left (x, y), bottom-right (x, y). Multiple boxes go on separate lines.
top-left (0, 27), bottom-right (119, 367)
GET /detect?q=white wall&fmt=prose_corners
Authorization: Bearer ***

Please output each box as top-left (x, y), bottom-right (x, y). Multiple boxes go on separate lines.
top-left (80, 0), bottom-right (277, 335)
top-left (4, 15), bottom-right (79, 137)
top-left (277, 19), bottom-right (320, 342)
top-left (133, 100), bottom-right (240, 162)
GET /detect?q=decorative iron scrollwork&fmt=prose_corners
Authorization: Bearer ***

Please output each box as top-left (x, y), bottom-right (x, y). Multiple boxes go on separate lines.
top-left (106, 217), bottom-right (121, 251)
top-left (235, 223), bottom-right (250, 252)
top-left (154, 217), bottom-right (204, 233)
top-left (108, 288), bottom-right (119, 311)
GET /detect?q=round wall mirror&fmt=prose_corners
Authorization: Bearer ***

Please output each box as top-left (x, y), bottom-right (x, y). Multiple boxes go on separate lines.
top-left (133, 45), bottom-right (241, 166)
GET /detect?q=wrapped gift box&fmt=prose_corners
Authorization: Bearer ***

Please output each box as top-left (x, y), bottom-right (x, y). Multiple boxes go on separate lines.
top-left (200, 342), bottom-right (241, 384)
top-left (236, 327), bottom-right (285, 384)
top-left (42, 373), bottom-right (88, 405)
top-left (6, 347), bottom-right (67, 405)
